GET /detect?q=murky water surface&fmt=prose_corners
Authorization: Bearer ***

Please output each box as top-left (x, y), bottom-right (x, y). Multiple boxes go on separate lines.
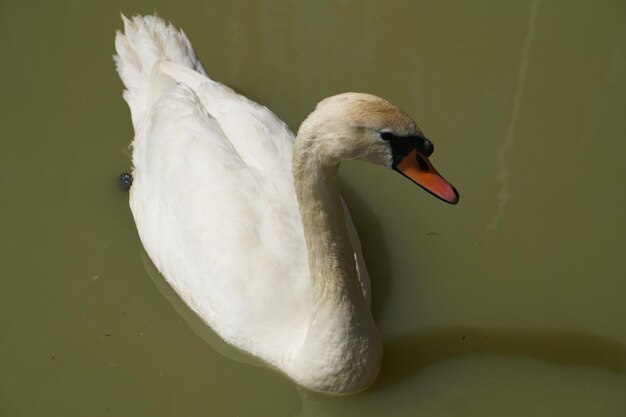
top-left (2, 0), bottom-right (626, 415)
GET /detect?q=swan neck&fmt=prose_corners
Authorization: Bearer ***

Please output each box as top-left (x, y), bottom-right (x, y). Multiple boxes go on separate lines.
top-left (292, 144), bottom-right (359, 296)
top-left (291, 133), bottom-right (381, 393)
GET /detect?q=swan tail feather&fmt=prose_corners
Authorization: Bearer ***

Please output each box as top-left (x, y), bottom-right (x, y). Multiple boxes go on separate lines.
top-left (114, 14), bottom-right (207, 125)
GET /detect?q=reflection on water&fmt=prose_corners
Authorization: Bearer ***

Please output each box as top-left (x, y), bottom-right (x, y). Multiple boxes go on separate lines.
top-left (1, 0), bottom-right (626, 416)
top-left (140, 251), bottom-right (263, 367)
top-left (488, 0), bottom-right (541, 231)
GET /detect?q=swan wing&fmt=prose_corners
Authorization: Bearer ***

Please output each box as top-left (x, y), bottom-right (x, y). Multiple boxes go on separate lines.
top-left (159, 61), bottom-right (295, 172)
top-left (131, 81), bottom-right (311, 364)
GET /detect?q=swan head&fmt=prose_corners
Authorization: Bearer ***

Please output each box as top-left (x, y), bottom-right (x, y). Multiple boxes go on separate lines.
top-left (296, 93), bottom-right (459, 204)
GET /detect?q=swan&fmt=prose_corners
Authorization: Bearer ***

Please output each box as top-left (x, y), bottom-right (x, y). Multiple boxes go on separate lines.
top-left (114, 15), bottom-right (458, 394)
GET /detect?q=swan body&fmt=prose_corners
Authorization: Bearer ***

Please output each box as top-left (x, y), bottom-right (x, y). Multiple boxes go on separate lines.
top-left (115, 15), bottom-right (458, 394)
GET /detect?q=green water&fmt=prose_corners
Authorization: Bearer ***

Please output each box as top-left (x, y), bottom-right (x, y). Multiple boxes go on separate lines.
top-left (2, 0), bottom-right (626, 415)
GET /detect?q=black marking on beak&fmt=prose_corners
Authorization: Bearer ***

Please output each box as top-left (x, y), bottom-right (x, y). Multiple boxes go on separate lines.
top-left (380, 132), bottom-right (435, 166)
top-left (416, 154), bottom-right (430, 171)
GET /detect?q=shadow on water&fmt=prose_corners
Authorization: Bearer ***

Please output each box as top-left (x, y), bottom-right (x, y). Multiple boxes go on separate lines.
top-left (295, 327), bottom-right (626, 416)
top-left (139, 176), bottom-right (626, 402)
top-left (370, 326), bottom-right (626, 393)
top-left (337, 175), bottom-right (626, 394)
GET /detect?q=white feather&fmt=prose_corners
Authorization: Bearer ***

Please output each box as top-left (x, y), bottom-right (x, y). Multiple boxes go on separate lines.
top-left (115, 15), bottom-right (374, 388)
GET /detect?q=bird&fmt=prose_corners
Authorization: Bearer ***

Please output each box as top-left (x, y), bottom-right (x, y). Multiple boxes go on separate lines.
top-left (114, 14), bottom-right (458, 394)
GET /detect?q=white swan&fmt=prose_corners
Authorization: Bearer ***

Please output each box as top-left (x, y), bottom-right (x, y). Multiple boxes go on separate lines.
top-left (114, 15), bottom-right (458, 394)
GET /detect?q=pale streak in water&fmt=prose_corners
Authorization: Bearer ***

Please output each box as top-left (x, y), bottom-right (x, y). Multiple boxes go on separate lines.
top-left (488, 0), bottom-right (541, 231)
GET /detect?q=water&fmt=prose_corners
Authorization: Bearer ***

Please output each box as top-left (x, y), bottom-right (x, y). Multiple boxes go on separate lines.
top-left (2, 0), bottom-right (626, 415)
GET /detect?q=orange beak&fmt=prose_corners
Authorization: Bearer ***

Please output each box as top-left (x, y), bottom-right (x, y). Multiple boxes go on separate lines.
top-left (395, 149), bottom-right (459, 204)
